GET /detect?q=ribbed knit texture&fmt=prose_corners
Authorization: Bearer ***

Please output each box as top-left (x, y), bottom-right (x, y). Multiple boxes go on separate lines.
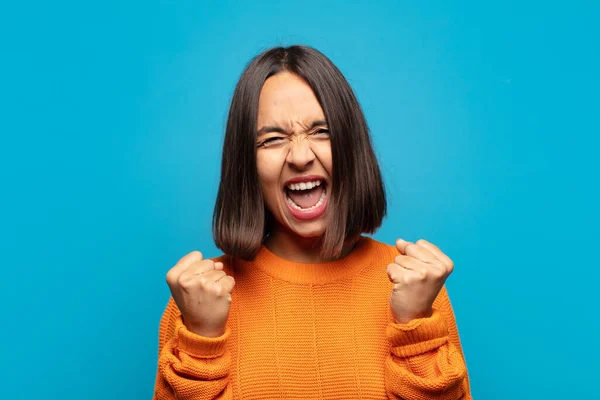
top-left (154, 237), bottom-right (471, 399)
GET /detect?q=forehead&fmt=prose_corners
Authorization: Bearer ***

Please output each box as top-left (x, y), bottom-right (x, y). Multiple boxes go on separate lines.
top-left (257, 72), bottom-right (325, 128)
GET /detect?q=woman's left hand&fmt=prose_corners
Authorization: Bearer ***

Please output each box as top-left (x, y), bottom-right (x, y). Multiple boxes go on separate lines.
top-left (386, 239), bottom-right (454, 324)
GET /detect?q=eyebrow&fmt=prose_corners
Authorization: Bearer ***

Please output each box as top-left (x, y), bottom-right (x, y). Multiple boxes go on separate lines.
top-left (256, 119), bottom-right (328, 136)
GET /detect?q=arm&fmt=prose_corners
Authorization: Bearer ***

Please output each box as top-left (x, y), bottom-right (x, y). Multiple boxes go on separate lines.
top-left (153, 298), bottom-right (233, 400)
top-left (385, 286), bottom-right (471, 399)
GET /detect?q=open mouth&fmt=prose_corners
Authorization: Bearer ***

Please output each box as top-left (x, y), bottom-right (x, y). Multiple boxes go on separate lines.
top-left (283, 178), bottom-right (328, 220)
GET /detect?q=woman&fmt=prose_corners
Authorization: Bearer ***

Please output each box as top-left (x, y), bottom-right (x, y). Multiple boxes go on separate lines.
top-left (154, 45), bottom-right (471, 399)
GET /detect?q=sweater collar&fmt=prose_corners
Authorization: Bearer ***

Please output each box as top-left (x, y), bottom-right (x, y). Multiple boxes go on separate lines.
top-left (244, 236), bottom-right (378, 285)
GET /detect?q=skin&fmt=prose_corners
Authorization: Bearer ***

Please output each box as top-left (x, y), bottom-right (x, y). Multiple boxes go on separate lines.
top-left (165, 72), bottom-right (455, 337)
top-left (255, 71), bottom-right (345, 263)
top-left (166, 253), bottom-right (234, 337)
top-left (388, 239), bottom-right (454, 324)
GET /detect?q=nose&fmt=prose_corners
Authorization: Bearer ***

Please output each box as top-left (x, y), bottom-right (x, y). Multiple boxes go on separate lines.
top-left (286, 136), bottom-right (316, 171)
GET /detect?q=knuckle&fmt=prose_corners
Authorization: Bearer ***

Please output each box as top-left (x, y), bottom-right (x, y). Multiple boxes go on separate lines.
top-left (433, 260), bottom-right (446, 271)
top-left (432, 269), bottom-right (445, 280)
top-left (178, 275), bottom-right (192, 289)
top-left (176, 271), bottom-right (186, 283)
top-left (178, 274), bottom-right (205, 290)
top-left (447, 261), bottom-right (455, 272)
top-left (166, 270), bottom-right (177, 285)
top-left (437, 265), bottom-right (451, 279)
top-left (212, 285), bottom-right (224, 297)
top-left (416, 239), bottom-right (426, 245)
top-left (196, 277), bottom-right (209, 287)
top-left (178, 277), bottom-right (191, 290)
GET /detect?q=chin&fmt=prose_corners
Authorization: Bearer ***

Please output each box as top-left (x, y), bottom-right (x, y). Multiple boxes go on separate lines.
top-left (290, 224), bottom-right (326, 239)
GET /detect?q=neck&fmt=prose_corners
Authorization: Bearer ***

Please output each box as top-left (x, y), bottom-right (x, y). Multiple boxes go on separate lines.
top-left (264, 225), bottom-right (356, 263)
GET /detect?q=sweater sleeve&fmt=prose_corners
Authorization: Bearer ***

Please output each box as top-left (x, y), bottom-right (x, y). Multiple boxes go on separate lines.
top-left (384, 286), bottom-right (471, 400)
top-left (153, 298), bottom-right (233, 400)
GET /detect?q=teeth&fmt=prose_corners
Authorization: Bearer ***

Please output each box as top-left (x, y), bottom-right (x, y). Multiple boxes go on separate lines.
top-left (286, 180), bottom-right (322, 191)
top-left (286, 187), bottom-right (327, 211)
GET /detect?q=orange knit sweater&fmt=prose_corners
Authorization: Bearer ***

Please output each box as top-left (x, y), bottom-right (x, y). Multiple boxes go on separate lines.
top-left (153, 237), bottom-right (471, 399)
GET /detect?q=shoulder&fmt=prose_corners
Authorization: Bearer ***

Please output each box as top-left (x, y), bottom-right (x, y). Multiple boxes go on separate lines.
top-left (359, 236), bottom-right (400, 260)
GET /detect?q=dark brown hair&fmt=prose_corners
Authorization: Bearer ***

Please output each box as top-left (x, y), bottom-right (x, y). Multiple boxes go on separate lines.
top-left (213, 45), bottom-right (386, 260)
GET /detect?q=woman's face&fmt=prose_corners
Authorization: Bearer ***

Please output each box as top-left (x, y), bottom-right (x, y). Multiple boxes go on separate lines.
top-left (256, 71), bottom-right (333, 239)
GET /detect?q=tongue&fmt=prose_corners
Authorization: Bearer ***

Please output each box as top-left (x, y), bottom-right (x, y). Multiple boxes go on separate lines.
top-left (288, 185), bottom-right (323, 209)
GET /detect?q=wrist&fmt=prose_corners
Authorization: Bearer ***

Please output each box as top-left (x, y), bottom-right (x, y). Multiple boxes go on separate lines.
top-left (184, 319), bottom-right (226, 338)
top-left (393, 308), bottom-right (433, 324)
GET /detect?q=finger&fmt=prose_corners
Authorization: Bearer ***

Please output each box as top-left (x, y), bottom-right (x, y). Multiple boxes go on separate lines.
top-left (416, 239), bottom-right (454, 270)
top-left (393, 254), bottom-right (421, 270)
top-left (386, 262), bottom-right (406, 283)
top-left (387, 262), bottom-right (423, 284)
top-left (167, 251), bottom-right (203, 283)
top-left (200, 271), bottom-right (234, 300)
top-left (396, 238), bottom-right (435, 261)
top-left (397, 238), bottom-right (443, 266)
top-left (214, 262), bottom-right (224, 270)
top-left (196, 269), bottom-right (226, 282)
top-left (393, 253), bottom-right (443, 280)
top-left (175, 252), bottom-right (205, 276)
top-left (179, 251), bottom-right (204, 266)
top-left (183, 260), bottom-right (217, 278)
top-left (187, 261), bottom-right (220, 277)
top-left (404, 240), bottom-right (439, 263)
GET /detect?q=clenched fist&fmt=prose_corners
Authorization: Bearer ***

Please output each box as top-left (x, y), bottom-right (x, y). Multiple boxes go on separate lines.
top-left (166, 251), bottom-right (235, 338)
top-left (387, 239), bottom-right (454, 324)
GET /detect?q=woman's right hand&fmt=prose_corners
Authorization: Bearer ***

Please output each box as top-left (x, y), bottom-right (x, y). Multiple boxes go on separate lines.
top-left (166, 251), bottom-right (235, 338)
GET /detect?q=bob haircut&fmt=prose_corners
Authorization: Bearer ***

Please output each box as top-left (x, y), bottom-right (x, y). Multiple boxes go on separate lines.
top-left (213, 45), bottom-right (386, 260)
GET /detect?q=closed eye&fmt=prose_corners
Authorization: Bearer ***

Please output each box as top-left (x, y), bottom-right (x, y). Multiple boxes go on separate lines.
top-left (258, 136), bottom-right (287, 148)
top-left (313, 128), bottom-right (330, 137)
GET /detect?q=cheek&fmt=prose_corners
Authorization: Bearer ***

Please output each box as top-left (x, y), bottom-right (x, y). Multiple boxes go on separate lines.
top-left (312, 142), bottom-right (333, 173)
top-left (256, 151), bottom-right (285, 193)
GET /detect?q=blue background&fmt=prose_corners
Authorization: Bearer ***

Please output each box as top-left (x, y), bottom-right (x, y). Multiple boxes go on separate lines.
top-left (1, 1), bottom-right (598, 398)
